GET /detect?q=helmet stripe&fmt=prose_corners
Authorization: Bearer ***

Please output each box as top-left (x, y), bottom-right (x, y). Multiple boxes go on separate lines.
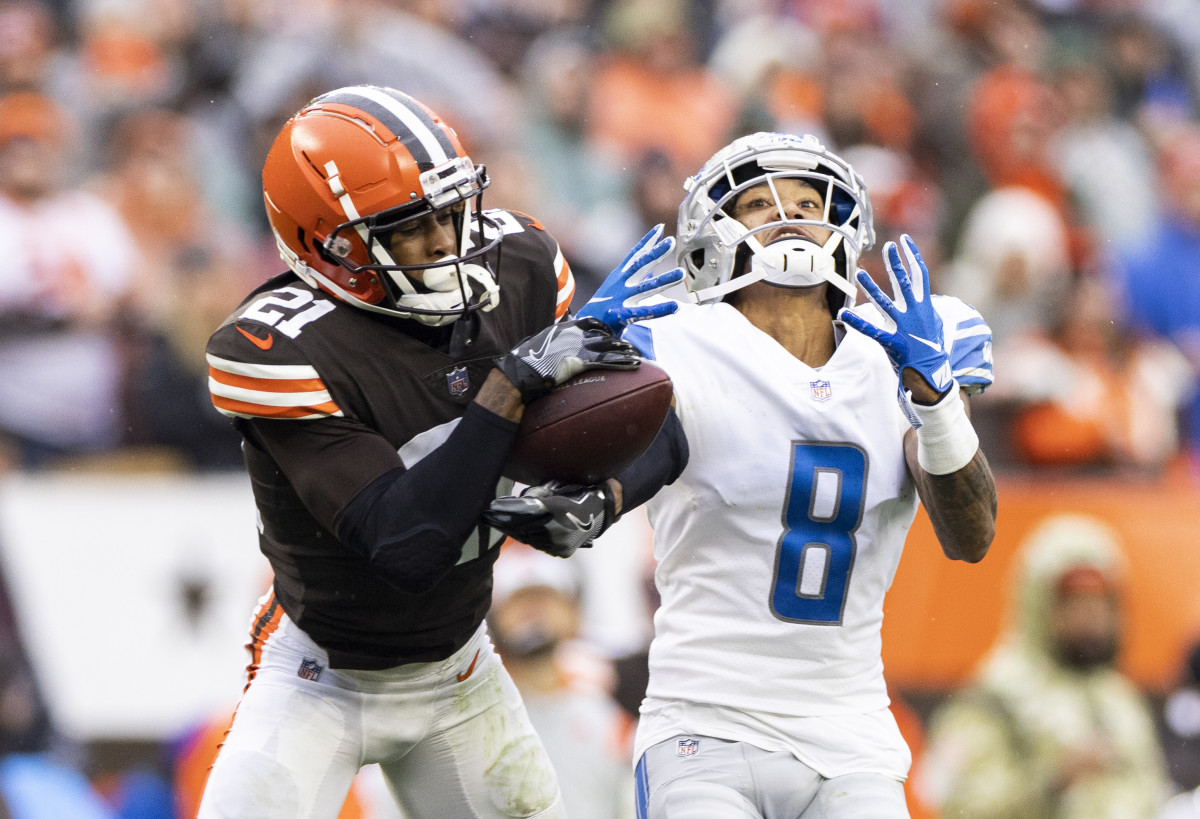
top-left (317, 87), bottom-right (455, 170)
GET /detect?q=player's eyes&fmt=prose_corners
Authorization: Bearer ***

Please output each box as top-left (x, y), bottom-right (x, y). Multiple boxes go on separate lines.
top-left (738, 197), bottom-right (772, 212)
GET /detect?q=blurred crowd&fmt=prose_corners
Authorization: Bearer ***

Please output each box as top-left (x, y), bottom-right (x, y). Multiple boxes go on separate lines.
top-left (1, 0), bottom-right (1200, 477)
top-left (3, 0), bottom-right (1200, 815)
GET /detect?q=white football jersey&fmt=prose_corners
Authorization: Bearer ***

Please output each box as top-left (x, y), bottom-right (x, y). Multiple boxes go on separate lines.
top-left (633, 301), bottom-right (920, 720)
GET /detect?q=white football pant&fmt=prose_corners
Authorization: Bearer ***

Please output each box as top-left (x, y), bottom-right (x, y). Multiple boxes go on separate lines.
top-left (198, 593), bottom-right (565, 818)
top-left (635, 735), bottom-right (908, 819)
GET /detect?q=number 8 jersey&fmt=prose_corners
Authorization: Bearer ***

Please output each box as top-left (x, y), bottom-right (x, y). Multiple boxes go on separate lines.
top-left (627, 297), bottom-right (991, 767)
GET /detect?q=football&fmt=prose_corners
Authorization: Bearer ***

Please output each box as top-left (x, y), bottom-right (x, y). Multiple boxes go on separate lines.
top-left (506, 362), bottom-right (674, 485)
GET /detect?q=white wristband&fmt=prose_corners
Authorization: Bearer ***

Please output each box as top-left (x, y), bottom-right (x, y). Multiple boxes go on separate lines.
top-left (912, 385), bottom-right (979, 475)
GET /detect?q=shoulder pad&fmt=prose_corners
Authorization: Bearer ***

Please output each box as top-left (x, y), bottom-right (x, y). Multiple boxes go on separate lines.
top-left (932, 295), bottom-right (994, 393)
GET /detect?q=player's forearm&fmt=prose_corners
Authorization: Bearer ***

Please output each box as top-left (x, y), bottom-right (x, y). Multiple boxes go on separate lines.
top-left (475, 368), bottom-right (525, 423)
top-left (910, 442), bottom-right (997, 562)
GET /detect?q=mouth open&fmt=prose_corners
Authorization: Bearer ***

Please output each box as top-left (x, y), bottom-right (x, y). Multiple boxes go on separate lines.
top-left (764, 227), bottom-right (818, 246)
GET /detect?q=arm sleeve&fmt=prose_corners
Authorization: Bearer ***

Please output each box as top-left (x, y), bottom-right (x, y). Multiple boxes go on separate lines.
top-left (333, 402), bottom-right (519, 594)
top-left (613, 406), bottom-right (688, 512)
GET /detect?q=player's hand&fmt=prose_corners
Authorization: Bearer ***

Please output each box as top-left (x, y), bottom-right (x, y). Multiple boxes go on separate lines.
top-left (496, 317), bottom-right (641, 402)
top-left (576, 224), bottom-right (682, 331)
top-left (839, 234), bottom-right (954, 400)
top-left (483, 481), bottom-right (615, 558)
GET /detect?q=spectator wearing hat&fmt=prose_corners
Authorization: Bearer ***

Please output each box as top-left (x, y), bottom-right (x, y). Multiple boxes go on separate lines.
top-left (913, 513), bottom-right (1171, 819)
top-left (488, 543), bottom-right (636, 819)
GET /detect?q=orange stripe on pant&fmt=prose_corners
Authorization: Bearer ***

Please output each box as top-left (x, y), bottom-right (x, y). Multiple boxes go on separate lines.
top-left (243, 592), bottom-right (284, 692)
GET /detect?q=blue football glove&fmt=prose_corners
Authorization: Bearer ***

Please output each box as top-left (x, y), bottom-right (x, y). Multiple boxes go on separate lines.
top-left (577, 224), bottom-right (683, 332)
top-left (839, 234), bottom-right (954, 397)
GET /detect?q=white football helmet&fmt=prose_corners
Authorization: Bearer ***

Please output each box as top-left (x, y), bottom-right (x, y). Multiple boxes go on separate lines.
top-left (676, 132), bottom-right (875, 308)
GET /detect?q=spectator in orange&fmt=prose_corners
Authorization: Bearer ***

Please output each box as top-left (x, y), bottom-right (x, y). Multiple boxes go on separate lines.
top-left (968, 64), bottom-right (1067, 214)
top-left (1004, 276), bottom-right (1192, 472)
top-left (587, 0), bottom-right (737, 172)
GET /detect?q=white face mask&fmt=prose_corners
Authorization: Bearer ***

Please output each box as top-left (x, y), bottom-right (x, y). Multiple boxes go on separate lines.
top-left (391, 258), bottom-right (499, 326)
top-left (744, 235), bottom-right (857, 301)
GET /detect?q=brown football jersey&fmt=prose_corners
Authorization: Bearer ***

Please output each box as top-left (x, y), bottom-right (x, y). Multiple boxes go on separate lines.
top-left (206, 210), bottom-right (574, 668)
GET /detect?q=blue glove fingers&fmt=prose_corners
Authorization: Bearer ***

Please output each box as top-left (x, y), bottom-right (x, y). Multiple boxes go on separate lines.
top-left (625, 301), bottom-right (679, 323)
top-left (599, 299), bottom-right (678, 328)
top-left (625, 235), bottom-right (675, 281)
top-left (617, 224), bottom-right (665, 276)
top-left (899, 234), bottom-right (930, 302)
top-left (855, 269), bottom-right (902, 325)
top-left (633, 266), bottom-right (683, 296)
top-left (884, 241), bottom-right (916, 310)
top-left (839, 308), bottom-right (896, 348)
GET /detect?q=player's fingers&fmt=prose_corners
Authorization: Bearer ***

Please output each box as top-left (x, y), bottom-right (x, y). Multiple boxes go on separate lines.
top-left (855, 269), bottom-right (898, 319)
top-left (899, 234), bottom-right (929, 302)
top-left (884, 242), bottom-right (912, 311)
top-left (628, 235), bottom-right (675, 279)
top-left (839, 308), bottom-right (894, 346)
top-left (633, 266), bottom-right (683, 297)
top-left (632, 301), bottom-right (679, 321)
top-left (620, 224), bottom-right (665, 273)
top-left (485, 496), bottom-right (550, 523)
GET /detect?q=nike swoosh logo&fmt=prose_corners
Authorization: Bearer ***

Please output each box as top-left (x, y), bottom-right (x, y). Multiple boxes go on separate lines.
top-left (237, 326), bottom-right (274, 350)
top-left (565, 512), bottom-right (596, 529)
top-left (457, 649), bottom-right (481, 682)
top-left (910, 334), bottom-right (942, 353)
top-left (524, 323), bottom-right (564, 362)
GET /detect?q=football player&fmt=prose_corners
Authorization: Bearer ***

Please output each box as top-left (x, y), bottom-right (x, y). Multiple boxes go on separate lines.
top-left (489, 132), bottom-right (999, 818)
top-left (198, 85), bottom-right (685, 819)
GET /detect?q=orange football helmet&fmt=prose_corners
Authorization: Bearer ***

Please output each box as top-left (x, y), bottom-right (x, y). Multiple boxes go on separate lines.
top-left (262, 85), bottom-right (501, 325)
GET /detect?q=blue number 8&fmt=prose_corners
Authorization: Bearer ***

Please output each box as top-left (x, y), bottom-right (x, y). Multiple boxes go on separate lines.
top-left (770, 443), bottom-right (867, 624)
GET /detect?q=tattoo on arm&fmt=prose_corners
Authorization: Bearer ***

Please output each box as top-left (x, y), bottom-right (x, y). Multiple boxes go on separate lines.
top-left (905, 408), bottom-right (998, 563)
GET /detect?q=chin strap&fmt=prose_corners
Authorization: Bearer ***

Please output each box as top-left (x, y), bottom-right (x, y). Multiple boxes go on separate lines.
top-left (397, 261), bottom-right (499, 326)
top-left (688, 221), bottom-right (857, 304)
top-left (746, 233), bottom-right (857, 300)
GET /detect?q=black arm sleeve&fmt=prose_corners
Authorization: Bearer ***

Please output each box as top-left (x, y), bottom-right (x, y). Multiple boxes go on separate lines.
top-left (334, 402), bottom-right (518, 595)
top-left (613, 406), bottom-right (688, 512)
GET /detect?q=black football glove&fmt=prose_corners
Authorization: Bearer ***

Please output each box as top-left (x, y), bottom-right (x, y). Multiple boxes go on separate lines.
top-left (496, 317), bottom-right (641, 403)
top-left (483, 480), bottom-right (617, 558)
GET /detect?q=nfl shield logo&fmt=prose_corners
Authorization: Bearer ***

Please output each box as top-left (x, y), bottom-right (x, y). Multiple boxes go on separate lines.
top-left (298, 658), bottom-right (324, 682)
top-left (446, 367), bottom-right (470, 397)
top-left (676, 738), bottom-right (700, 757)
top-left (810, 379), bottom-right (833, 402)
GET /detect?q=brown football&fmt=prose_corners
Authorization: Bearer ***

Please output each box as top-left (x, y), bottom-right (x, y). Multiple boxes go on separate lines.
top-left (505, 362), bottom-right (674, 485)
